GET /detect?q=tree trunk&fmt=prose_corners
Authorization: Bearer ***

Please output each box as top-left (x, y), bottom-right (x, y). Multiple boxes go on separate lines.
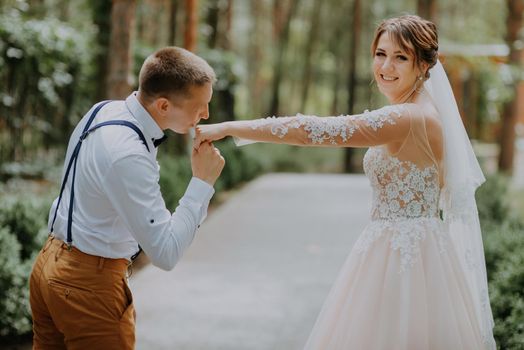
top-left (344, 0), bottom-right (361, 173)
top-left (91, 0), bottom-right (112, 101)
top-left (248, 0), bottom-right (265, 116)
top-left (107, 0), bottom-right (136, 99)
top-left (328, 4), bottom-right (346, 116)
top-left (184, 0), bottom-right (198, 51)
top-left (206, 0), bottom-right (219, 48)
top-left (222, 0), bottom-right (233, 50)
top-left (417, 0), bottom-right (438, 22)
top-left (169, 0), bottom-right (179, 45)
top-left (269, 0), bottom-right (300, 116)
top-left (206, 0), bottom-right (232, 49)
top-left (272, 0), bottom-right (285, 40)
top-left (300, 0), bottom-right (323, 111)
top-left (498, 0), bottom-right (524, 173)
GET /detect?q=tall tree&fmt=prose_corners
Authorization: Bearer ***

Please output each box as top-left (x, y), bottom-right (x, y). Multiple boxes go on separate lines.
top-left (269, 0), bottom-right (301, 116)
top-left (344, 0), bottom-right (362, 173)
top-left (223, 0), bottom-right (233, 50)
top-left (248, 0), bottom-right (266, 116)
top-left (206, 0), bottom-right (220, 48)
top-left (185, 0), bottom-right (198, 51)
top-left (499, 0), bottom-right (524, 173)
top-left (328, 0), bottom-right (349, 116)
top-left (91, 0), bottom-right (112, 101)
top-left (168, 0), bottom-right (179, 45)
top-left (107, 0), bottom-right (136, 99)
top-left (205, 0), bottom-right (232, 49)
top-left (300, 0), bottom-right (324, 111)
top-left (417, 0), bottom-right (438, 22)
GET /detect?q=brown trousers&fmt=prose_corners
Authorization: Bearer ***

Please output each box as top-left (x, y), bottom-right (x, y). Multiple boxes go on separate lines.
top-left (29, 236), bottom-right (135, 349)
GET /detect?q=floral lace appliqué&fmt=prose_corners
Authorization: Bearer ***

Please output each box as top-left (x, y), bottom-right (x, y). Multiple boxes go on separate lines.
top-left (354, 218), bottom-right (447, 272)
top-left (250, 105), bottom-right (403, 145)
top-left (363, 147), bottom-right (440, 220)
top-left (357, 147), bottom-right (445, 272)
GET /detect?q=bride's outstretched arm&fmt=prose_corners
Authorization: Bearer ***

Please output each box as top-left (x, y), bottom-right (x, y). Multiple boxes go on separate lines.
top-left (195, 104), bottom-right (416, 148)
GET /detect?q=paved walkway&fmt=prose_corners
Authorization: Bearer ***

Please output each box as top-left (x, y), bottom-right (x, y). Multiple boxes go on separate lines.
top-left (131, 174), bottom-right (371, 350)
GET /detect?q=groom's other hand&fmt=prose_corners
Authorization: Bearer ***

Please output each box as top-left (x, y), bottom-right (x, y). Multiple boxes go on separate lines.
top-left (192, 141), bottom-right (225, 186)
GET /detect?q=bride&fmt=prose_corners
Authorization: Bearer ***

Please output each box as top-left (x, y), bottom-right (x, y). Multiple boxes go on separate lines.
top-left (195, 15), bottom-right (496, 349)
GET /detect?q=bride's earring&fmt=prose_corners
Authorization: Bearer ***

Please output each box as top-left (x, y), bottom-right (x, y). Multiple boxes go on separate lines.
top-left (414, 75), bottom-right (424, 93)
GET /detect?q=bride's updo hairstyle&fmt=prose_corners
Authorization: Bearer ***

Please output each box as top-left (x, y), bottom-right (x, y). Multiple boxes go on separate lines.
top-left (371, 15), bottom-right (439, 79)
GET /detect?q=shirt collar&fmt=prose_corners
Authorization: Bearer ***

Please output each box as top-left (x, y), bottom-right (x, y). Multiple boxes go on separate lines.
top-left (125, 92), bottom-right (165, 143)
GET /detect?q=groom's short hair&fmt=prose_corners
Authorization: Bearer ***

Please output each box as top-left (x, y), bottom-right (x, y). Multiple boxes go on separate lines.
top-left (138, 47), bottom-right (216, 103)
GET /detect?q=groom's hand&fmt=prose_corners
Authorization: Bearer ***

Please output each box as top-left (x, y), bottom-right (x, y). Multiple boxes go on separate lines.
top-left (191, 142), bottom-right (225, 186)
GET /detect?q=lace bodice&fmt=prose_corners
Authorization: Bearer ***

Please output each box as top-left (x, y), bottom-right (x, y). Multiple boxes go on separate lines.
top-left (363, 147), bottom-right (441, 221)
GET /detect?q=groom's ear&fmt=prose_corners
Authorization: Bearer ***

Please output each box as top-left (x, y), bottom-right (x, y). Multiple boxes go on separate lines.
top-left (153, 97), bottom-right (170, 117)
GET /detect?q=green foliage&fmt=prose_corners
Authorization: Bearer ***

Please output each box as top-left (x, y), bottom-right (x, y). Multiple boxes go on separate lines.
top-left (213, 139), bottom-right (263, 191)
top-left (0, 197), bottom-right (49, 260)
top-left (476, 174), bottom-right (512, 225)
top-left (0, 184), bottom-right (54, 339)
top-left (158, 140), bottom-right (263, 210)
top-left (489, 237), bottom-right (524, 348)
top-left (242, 143), bottom-right (346, 173)
top-left (479, 174), bottom-right (524, 348)
top-left (201, 49), bottom-right (240, 122)
top-left (158, 153), bottom-right (194, 212)
top-left (0, 7), bottom-right (95, 162)
top-left (0, 228), bottom-right (32, 338)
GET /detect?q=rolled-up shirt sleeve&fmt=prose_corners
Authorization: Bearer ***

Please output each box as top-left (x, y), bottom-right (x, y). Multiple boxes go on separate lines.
top-left (101, 153), bottom-right (214, 270)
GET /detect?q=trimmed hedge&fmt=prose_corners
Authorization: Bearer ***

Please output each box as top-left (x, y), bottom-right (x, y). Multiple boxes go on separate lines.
top-left (158, 139), bottom-right (263, 211)
top-left (478, 175), bottom-right (524, 348)
top-left (0, 195), bottom-right (50, 338)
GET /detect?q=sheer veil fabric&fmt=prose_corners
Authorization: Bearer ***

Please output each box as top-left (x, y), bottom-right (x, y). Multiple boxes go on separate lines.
top-left (424, 60), bottom-right (495, 347)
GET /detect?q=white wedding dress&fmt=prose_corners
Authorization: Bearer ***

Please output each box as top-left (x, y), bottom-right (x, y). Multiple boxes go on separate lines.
top-left (304, 139), bottom-right (487, 349)
top-left (235, 91), bottom-right (496, 348)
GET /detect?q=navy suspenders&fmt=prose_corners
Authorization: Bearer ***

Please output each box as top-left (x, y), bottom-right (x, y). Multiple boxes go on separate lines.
top-left (50, 100), bottom-right (149, 260)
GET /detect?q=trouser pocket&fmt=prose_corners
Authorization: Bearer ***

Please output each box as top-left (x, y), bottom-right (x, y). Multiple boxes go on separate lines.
top-left (119, 278), bottom-right (135, 349)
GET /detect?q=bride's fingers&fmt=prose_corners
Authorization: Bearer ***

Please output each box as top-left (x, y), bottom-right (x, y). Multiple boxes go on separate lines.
top-left (193, 134), bottom-right (208, 150)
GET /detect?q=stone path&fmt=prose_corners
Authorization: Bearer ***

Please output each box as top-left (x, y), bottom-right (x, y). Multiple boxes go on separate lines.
top-left (131, 173), bottom-right (371, 350)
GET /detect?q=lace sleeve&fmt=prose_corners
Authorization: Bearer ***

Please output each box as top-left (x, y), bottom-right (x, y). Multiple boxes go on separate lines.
top-left (233, 104), bottom-right (414, 147)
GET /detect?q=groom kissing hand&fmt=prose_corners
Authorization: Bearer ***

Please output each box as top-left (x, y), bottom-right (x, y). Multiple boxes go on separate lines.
top-left (29, 47), bottom-right (225, 350)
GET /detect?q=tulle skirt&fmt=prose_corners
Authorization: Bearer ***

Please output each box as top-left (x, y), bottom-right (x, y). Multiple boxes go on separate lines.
top-left (304, 217), bottom-right (486, 350)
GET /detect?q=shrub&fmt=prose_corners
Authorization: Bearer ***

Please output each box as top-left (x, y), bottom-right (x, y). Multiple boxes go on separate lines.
top-left (479, 174), bottom-right (524, 348)
top-left (0, 227), bottom-right (32, 338)
top-left (476, 174), bottom-right (512, 225)
top-left (489, 243), bottom-right (524, 349)
top-left (158, 154), bottom-right (193, 212)
top-left (0, 198), bottom-right (49, 260)
top-left (213, 139), bottom-right (263, 192)
top-left (0, 188), bottom-right (52, 340)
top-left (158, 140), bottom-right (264, 210)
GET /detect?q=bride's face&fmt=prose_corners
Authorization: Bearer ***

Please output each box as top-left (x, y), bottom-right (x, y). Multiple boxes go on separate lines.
top-left (372, 33), bottom-right (421, 103)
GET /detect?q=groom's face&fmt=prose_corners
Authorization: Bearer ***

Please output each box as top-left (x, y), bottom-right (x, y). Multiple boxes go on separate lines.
top-left (166, 83), bottom-right (213, 134)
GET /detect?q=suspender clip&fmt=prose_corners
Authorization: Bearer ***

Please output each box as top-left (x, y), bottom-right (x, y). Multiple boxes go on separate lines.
top-left (66, 241), bottom-right (73, 252)
top-left (79, 131), bottom-right (89, 142)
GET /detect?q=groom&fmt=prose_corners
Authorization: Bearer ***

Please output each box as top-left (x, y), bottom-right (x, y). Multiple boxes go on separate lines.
top-left (29, 47), bottom-right (225, 349)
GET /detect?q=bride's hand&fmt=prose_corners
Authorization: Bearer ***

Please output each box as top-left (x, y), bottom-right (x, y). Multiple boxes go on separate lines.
top-left (194, 123), bottom-right (229, 149)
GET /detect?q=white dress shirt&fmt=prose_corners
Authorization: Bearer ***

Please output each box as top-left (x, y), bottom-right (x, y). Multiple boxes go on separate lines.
top-left (48, 92), bottom-right (214, 270)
